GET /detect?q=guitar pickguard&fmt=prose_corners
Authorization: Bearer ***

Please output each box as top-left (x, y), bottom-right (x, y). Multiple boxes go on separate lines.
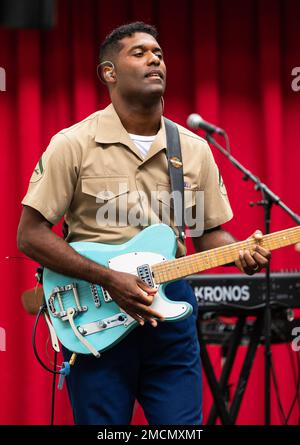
top-left (108, 251), bottom-right (188, 318)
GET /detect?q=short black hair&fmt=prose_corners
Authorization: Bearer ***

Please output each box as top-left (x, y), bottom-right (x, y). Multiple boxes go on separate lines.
top-left (99, 21), bottom-right (158, 63)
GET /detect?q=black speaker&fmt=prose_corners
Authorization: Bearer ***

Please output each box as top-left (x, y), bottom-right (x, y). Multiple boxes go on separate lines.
top-left (0, 0), bottom-right (56, 29)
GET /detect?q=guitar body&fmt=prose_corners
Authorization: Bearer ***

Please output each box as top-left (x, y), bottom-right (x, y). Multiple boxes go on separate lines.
top-left (43, 224), bottom-right (193, 355)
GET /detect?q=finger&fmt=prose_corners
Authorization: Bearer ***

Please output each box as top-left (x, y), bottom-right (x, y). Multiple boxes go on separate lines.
top-left (254, 245), bottom-right (271, 259)
top-left (239, 250), bottom-right (258, 275)
top-left (127, 306), bottom-right (158, 327)
top-left (243, 250), bottom-right (259, 269)
top-left (132, 302), bottom-right (165, 321)
top-left (147, 318), bottom-right (158, 327)
top-left (252, 229), bottom-right (263, 240)
top-left (126, 310), bottom-right (157, 328)
top-left (135, 289), bottom-right (155, 306)
top-left (251, 251), bottom-right (269, 268)
top-left (137, 279), bottom-right (157, 295)
top-left (239, 250), bottom-right (249, 270)
top-left (235, 258), bottom-right (245, 273)
top-left (122, 308), bottom-right (145, 326)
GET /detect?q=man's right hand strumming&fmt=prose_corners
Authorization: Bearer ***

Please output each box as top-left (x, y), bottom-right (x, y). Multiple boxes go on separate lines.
top-left (101, 270), bottom-right (164, 327)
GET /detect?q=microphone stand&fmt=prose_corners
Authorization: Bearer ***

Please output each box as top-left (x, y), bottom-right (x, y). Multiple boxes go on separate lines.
top-left (204, 131), bottom-right (300, 425)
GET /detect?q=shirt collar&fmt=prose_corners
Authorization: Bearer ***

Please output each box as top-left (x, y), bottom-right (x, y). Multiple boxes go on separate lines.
top-left (95, 103), bottom-right (167, 162)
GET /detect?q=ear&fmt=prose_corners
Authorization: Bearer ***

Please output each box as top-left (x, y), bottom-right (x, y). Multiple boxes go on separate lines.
top-left (96, 64), bottom-right (116, 85)
top-left (103, 66), bottom-right (114, 80)
top-left (96, 64), bottom-right (105, 84)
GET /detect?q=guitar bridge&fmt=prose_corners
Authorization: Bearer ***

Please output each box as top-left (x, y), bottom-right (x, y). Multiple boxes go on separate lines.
top-left (48, 283), bottom-right (87, 320)
top-left (101, 287), bottom-right (113, 303)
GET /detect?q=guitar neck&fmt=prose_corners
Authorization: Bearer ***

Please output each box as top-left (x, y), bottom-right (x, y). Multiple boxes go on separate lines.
top-left (152, 226), bottom-right (300, 284)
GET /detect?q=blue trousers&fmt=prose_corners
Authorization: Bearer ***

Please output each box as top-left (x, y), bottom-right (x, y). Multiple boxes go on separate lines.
top-left (62, 280), bottom-right (202, 425)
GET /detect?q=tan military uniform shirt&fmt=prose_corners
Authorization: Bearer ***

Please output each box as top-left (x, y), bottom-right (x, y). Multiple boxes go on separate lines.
top-left (22, 103), bottom-right (233, 257)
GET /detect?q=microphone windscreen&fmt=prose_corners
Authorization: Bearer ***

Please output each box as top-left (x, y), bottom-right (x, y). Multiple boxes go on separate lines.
top-left (187, 113), bottom-right (202, 129)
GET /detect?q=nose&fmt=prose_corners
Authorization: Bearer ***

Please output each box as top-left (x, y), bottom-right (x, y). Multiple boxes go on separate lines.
top-left (147, 51), bottom-right (160, 65)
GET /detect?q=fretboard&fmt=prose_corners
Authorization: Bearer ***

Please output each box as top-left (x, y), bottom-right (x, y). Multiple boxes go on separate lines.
top-left (152, 226), bottom-right (300, 284)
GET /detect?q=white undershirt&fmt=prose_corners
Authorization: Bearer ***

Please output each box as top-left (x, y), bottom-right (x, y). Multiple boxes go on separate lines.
top-left (129, 133), bottom-right (156, 158)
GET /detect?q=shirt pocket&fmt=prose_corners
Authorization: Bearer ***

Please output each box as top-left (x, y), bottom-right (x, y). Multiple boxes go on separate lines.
top-left (156, 183), bottom-right (203, 232)
top-left (156, 183), bottom-right (200, 208)
top-left (81, 176), bottom-right (130, 227)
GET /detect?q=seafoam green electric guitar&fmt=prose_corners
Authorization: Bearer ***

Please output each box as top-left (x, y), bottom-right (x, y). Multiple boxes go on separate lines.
top-left (43, 223), bottom-right (300, 357)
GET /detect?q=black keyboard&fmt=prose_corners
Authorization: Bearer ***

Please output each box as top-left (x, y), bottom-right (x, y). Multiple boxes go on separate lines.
top-left (187, 272), bottom-right (300, 313)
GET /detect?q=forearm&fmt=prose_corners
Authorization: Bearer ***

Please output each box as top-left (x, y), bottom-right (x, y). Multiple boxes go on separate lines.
top-left (17, 212), bottom-right (111, 286)
top-left (192, 227), bottom-right (238, 252)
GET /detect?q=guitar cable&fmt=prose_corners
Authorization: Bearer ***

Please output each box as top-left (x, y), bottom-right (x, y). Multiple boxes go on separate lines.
top-left (51, 351), bottom-right (58, 425)
top-left (32, 304), bottom-right (61, 375)
top-left (31, 266), bottom-right (60, 374)
top-left (32, 304), bottom-right (61, 425)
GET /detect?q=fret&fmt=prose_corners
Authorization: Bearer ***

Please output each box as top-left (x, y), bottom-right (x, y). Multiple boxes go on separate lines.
top-left (152, 226), bottom-right (300, 284)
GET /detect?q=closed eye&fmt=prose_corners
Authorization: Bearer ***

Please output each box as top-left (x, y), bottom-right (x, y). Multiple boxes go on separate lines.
top-left (131, 49), bottom-right (163, 59)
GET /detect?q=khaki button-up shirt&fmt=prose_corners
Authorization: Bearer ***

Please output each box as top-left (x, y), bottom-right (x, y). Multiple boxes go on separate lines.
top-left (22, 103), bottom-right (233, 257)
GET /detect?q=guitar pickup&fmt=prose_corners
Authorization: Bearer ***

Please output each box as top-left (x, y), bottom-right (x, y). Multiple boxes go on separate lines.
top-left (137, 264), bottom-right (155, 288)
top-left (90, 284), bottom-right (101, 307)
top-left (48, 283), bottom-right (87, 320)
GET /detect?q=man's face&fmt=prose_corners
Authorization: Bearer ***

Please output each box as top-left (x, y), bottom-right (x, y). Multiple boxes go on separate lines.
top-left (113, 32), bottom-right (167, 100)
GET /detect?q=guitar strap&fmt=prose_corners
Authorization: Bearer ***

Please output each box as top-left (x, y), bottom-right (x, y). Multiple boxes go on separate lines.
top-left (164, 118), bottom-right (186, 242)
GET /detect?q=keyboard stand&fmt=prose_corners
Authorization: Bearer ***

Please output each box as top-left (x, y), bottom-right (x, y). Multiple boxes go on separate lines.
top-left (197, 311), bottom-right (265, 425)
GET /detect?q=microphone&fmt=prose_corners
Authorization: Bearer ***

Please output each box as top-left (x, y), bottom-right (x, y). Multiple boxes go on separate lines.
top-left (187, 113), bottom-right (225, 135)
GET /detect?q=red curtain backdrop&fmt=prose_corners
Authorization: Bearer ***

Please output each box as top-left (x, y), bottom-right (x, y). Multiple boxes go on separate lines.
top-left (0, 0), bottom-right (299, 425)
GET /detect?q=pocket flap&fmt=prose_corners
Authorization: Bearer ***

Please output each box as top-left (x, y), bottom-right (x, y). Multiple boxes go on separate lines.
top-left (157, 183), bottom-right (199, 208)
top-left (81, 176), bottom-right (129, 200)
